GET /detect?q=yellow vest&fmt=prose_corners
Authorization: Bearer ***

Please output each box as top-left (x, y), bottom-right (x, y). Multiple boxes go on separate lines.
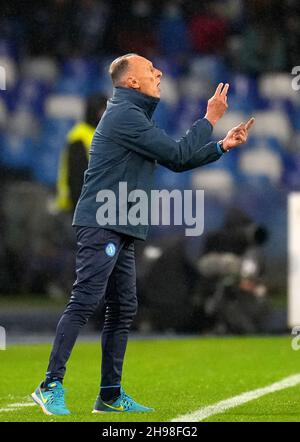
top-left (56, 122), bottom-right (95, 211)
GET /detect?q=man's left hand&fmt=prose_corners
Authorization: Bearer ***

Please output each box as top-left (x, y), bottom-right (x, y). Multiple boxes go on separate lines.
top-left (222, 117), bottom-right (255, 151)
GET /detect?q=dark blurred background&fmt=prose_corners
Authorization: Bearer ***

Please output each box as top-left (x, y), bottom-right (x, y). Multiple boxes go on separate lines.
top-left (1, 0), bottom-right (299, 337)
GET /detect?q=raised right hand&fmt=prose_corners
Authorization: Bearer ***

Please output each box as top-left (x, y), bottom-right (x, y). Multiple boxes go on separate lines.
top-left (205, 83), bottom-right (229, 126)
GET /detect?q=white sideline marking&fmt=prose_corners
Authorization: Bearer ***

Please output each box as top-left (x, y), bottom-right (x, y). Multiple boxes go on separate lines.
top-left (0, 401), bottom-right (36, 413)
top-left (9, 402), bottom-right (36, 408)
top-left (172, 373), bottom-right (300, 422)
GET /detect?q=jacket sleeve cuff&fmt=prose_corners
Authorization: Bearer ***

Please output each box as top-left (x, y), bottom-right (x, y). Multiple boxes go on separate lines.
top-left (202, 117), bottom-right (213, 132)
top-left (216, 141), bottom-right (224, 156)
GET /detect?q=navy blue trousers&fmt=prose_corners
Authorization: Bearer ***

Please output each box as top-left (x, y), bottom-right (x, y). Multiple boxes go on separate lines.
top-left (46, 226), bottom-right (137, 388)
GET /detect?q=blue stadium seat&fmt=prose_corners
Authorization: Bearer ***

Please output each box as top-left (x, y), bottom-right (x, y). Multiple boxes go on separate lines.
top-left (229, 74), bottom-right (270, 112)
top-left (31, 145), bottom-right (60, 186)
top-left (282, 152), bottom-right (300, 190)
top-left (191, 167), bottom-right (236, 201)
top-left (174, 97), bottom-right (207, 137)
top-left (190, 56), bottom-right (229, 86)
top-left (55, 58), bottom-right (101, 95)
top-left (213, 110), bottom-right (247, 140)
top-left (259, 73), bottom-right (297, 102)
top-left (239, 141), bottom-right (283, 186)
top-left (41, 118), bottom-right (75, 142)
top-left (205, 147), bottom-right (240, 176)
top-left (290, 105), bottom-right (300, 131)
top-left (250, 109), bottom-right (291, 144)
top-left (54, 76), bottom-right (90, 96)
top-left (13, 78), bottom-right (50, 116)
top-left (61, 58), bottom-right (99, 80)
top-left (31, 118), bottom-right (75, 185)
top-left (1, 134), bottom-right (35, 170)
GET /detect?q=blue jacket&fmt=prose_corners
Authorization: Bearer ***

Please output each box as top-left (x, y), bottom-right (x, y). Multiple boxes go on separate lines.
top-left (73, 86), bottom-right (223, 240)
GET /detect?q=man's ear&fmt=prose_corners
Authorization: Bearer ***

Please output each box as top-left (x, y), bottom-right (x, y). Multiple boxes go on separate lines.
top-left (126, 76), bottom-right (139, 90)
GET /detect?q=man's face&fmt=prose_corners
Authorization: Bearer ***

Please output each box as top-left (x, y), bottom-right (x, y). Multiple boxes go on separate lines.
top-left (126, 56), bottom-right (162, 98)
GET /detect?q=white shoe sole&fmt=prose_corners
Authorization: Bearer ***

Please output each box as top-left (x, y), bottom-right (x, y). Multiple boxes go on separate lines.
top-left (31, 392), bottom-right (53, 416)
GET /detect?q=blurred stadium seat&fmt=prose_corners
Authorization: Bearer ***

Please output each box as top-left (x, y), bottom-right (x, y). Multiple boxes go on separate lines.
top-left (31, 145), bottom-right (60, 187)
top-left (8, 110), bottom-right (39, 138)
top-left (212, 111), bottom-right (247, 138)
top-left (191, 168), bottom-right (235, 200)
top-left (21, 57), bottom-right (58, 84)
top-left (44, 95), bottom-right (84, 120)
top-left (13, 77), bottom-right (50, 116)
top-left (0, 55), bottom-right (17, 87)
top-left (259, 73), bottom-right (300, 103)
top-left (250, 110), bottom-right (291, 144)
top-left (0, 97), bottom-right (7, 127)
top-left (239, 142), bottom-right (283, 184)
top-left (1, 134), bottom-right (35, 170)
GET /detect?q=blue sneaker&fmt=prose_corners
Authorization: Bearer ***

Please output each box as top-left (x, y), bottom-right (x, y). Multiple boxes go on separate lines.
top-left (93, 387), bottom-right (154, 413)
top-left (31, 381), bottom-right (70, 416)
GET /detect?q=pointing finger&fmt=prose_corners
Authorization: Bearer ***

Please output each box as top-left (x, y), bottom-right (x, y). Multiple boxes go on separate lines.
top-left (236, 122), bottom-right (245, 129)
top-left (245, 117), bottom-right (255, 130)
top-left (231, 123), bottom-right (245, 132)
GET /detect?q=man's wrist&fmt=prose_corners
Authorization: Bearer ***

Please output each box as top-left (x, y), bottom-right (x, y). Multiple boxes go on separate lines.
top-left (204, 113), bottom-right (218, 127)
top-left (217, 140), bottom-right (229, 153)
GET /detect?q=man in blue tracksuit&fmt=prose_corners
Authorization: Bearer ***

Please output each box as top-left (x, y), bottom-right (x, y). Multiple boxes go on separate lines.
top-left (32, 54), bottom-right (254, 415)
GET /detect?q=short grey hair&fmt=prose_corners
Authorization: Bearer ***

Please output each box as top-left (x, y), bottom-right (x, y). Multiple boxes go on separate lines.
top-left (109, 53), bottom-right (138, 86)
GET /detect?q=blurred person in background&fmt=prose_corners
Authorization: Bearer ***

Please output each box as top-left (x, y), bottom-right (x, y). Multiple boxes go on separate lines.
top-left (283, 0), bottom-right (300, 68)
top-left (72, 0), bottom-right (110, 56)
top-left (197, 208), bottom-right (270, 334)
top-left (56, 93), bottom-right (107, 214)
top-left (33, 93), bottom-right (108, 299)
top-left (2, 94), bottom-right (108, 298)
top-left (103, 0), bottom-right (157, 56)
top-left (138, 208), bottom-right (270, 334)
top-left (188, 1), bottom-right (229, 55)
top-left (238, 0), bottom-right (287, 74)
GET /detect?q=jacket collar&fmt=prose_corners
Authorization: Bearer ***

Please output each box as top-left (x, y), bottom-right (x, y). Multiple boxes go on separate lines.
top-left (112, 86), bottom-right (159, 118)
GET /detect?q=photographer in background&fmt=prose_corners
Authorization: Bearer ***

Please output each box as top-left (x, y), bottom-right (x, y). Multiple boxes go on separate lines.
top-left (197, 208), bottom-right (270, 334)
top-left (139, 208), bottom-right (270, 334)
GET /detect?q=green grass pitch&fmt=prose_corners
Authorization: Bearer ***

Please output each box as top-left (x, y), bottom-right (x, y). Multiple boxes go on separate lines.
top-left (1, 336), bottom-right (300, 422)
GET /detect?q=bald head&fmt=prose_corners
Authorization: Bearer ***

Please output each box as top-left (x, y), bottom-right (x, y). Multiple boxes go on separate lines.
top-left (109, 53), bottom-right (137, 87)
top-left (109, 54), bottom-right (162, 98)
